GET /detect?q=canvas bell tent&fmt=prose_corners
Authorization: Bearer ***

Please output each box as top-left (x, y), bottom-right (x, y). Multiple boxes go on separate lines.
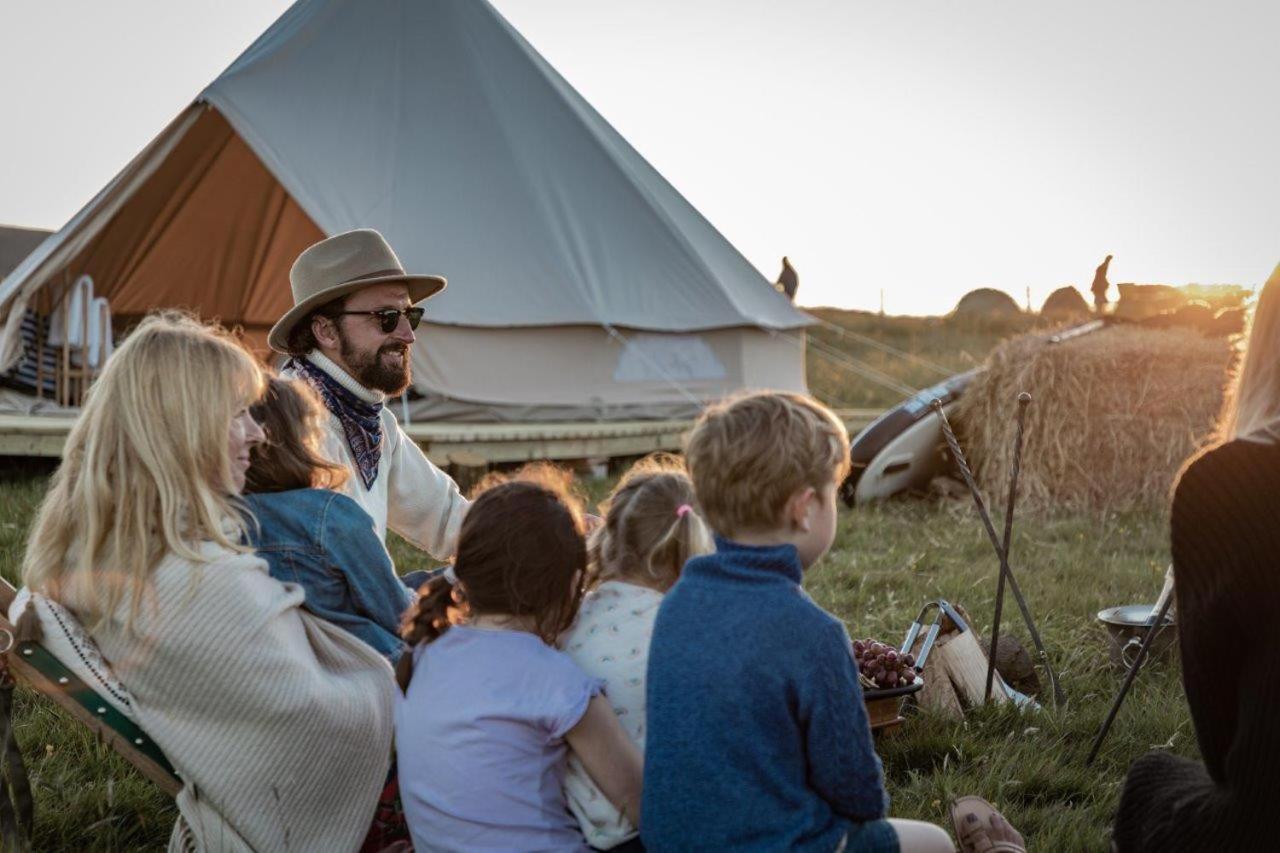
top-left (0, 0), bottom-right (810, 422)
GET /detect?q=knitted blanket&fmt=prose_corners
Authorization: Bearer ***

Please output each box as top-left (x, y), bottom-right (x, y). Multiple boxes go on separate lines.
top-left (80, 540), bottom-right (395, 852)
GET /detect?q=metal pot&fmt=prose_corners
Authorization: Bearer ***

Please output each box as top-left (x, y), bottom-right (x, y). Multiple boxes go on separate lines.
top-left (1097, 604), bottom-right (1177, 668)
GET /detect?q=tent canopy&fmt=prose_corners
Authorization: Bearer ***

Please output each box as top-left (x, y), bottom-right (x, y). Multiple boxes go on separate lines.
top-left (0, 0), bottom-right (810, 420)
top-left (202, 0), bottom-right (808, 332)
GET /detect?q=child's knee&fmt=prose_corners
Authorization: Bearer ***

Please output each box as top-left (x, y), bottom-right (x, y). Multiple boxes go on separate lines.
top-left (887, 817), bottom-right (956, 853)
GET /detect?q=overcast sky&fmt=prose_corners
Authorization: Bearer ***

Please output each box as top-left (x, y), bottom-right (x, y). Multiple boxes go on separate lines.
top-left (1, 0), bottom-right (1276, 314)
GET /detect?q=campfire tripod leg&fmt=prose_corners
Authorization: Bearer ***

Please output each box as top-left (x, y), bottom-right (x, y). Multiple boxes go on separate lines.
top-left (930, 399), bottom-right (1065, 708)
top-left (986, 392), bottom-right (1031, 702)
top-left (1085, 592), bottom-right (1175, 766)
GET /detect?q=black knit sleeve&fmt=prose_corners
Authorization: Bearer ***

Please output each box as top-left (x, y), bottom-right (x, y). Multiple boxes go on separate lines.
top-left (1170, 440), bottom-right (1280, 783)
top-left (1114, 441), bottom-right (1280, 850)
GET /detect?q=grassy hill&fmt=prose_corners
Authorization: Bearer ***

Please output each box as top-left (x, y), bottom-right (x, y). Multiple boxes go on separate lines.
top-left (804, 308), bottom-right (1044, 411)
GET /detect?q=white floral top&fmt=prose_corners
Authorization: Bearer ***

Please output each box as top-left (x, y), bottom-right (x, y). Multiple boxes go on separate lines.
top-left (560, 580), bottom-right (664, 849)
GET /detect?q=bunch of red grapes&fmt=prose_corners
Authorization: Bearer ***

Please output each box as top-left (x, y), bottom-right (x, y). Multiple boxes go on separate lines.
top-left (853, 638), bottom-right (918, 691)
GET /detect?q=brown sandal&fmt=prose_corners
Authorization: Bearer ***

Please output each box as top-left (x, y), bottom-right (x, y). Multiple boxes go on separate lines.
top-left (950, 796), bottom-right (1027, 852)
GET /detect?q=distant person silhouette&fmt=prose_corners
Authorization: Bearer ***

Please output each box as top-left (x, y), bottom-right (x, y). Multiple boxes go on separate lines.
top-left (775, 256), bottom-right (799, 301)
top-left (1092, 254), bottom-right (1113, 312)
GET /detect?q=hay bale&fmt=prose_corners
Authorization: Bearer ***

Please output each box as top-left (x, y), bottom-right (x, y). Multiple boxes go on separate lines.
top-left (954, 325), bottom-right (1234, 512)
top-left (1136, 300), bottom-right (1215, 333)
top-left (954, 288), bottom-right (1022, 318)
top-left (1114, 283), bottom-right (1187, 319)
top-left (1211, 306), bottom-right (1246, 337)
top-left (1040, 286), bottom-right (1090, 319)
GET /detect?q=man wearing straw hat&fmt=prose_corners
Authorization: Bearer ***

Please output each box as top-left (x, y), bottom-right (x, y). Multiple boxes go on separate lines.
top-left (269, 228), bottom-right (468, 560)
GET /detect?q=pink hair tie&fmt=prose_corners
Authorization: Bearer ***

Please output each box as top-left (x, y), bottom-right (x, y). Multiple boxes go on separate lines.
top-left (675, 504), bottom-right (693, 518)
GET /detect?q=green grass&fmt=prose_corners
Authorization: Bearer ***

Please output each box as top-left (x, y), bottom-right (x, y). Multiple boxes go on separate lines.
top-left (0, 472), bottom-right (175, 851)
top-left (0, 473), bottom-right (1186, 851)
top-left (808, 499), bottom-right (1188, 852)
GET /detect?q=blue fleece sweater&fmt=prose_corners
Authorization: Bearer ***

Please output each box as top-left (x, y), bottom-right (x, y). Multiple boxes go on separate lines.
top-left (642, 537), bottom-right (888, 851)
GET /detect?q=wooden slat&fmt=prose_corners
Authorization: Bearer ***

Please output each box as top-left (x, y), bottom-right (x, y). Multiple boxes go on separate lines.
top-left (0, 409), bottom-right (881, 464)
top-left (0, 626), bottom-right (182, 796)
top-left (0, 578), bottom-right (180, 796)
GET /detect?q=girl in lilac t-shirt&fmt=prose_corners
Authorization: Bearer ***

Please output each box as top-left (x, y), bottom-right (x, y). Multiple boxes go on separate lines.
top-left (394, 473), bottom-right (643, 852)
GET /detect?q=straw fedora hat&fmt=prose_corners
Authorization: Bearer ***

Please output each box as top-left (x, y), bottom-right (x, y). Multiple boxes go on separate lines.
top-left (268, 229), bottom-right (446, 353)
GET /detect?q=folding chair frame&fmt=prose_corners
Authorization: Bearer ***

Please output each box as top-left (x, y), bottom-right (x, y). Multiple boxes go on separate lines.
top-left (0, 580), bottom-right (180, 796)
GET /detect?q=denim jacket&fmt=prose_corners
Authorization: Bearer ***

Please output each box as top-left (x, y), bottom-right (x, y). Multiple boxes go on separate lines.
top-left (243, 488), bottom-right (412, 662)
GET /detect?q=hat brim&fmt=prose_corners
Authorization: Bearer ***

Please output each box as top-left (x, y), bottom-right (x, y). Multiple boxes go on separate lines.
top-left (268, 274), bottom-right (446, 354)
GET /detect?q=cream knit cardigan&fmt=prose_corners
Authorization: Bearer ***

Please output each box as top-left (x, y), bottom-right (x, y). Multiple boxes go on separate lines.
top-left (85, 538), bottom-right (395, 852)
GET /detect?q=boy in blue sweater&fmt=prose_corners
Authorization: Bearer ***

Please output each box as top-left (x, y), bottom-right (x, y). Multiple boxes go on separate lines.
top-left (643, 392), bottom-right (956, 852)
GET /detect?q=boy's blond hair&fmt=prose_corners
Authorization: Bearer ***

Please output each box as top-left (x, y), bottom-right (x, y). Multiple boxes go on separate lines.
top-left (685, 392), bottom-right (850, 535)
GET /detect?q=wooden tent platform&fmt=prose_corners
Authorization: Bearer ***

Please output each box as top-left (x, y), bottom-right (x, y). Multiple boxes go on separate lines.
top-left (0, 410), bottom-right (880, 465)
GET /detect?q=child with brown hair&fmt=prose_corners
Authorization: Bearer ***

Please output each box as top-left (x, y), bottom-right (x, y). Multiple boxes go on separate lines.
top-left (243, 376), bottom-right (411, 661)
top-left (394, 467), bottom-right (643, 852)
top-left (561, 454), bottom-right (714, 851)
top-left (642, 392), bottom-right (966, 853)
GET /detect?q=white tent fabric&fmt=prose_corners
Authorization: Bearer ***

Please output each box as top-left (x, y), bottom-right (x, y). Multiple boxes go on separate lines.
top-left (203, 0), bottom-right (808, 333)
top-left (410, 324), bottom-right (805, 422)
top-left (0, 0), bottom-right (810, 422)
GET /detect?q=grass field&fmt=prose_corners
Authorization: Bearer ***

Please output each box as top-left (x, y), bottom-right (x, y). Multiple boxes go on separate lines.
top-left (0, 468), bottom-right (1189, 851)
top-left (0, 310), bottom-right (1192, 850)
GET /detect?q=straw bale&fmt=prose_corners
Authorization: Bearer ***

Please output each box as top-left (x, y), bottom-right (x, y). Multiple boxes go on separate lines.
top-left (1114, 283), bottom-right (1186, 319)
top-left (954, 325), bottom-right (1234, 512)
top-left (954, 288), bottom-right (1022, 318)
top-left (1040, 286), bottom-right (1090, 319)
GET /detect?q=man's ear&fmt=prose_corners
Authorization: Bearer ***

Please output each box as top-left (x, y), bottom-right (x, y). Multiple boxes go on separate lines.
top-left (312, 314), bottom-right (340, 350)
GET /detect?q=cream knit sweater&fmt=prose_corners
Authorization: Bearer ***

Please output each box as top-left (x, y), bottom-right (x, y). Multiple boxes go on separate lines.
top-left (288, 351), bottom-right (469, 559)
top-left (85, 538), bottom-right (396, 852)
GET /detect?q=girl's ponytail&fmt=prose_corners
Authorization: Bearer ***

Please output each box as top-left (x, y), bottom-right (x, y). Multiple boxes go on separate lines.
top-left (592, 454), bottom-right (715, 589)
top-left (396, 468), bottom-right (587, 692)
top-left (396, 572), bottom-right (464, 692)
top-left (644, 503), bottom-right (712, 583)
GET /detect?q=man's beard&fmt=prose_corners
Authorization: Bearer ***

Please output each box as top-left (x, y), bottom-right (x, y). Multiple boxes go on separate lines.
top-left (337, 330), bottom-right (413, 396)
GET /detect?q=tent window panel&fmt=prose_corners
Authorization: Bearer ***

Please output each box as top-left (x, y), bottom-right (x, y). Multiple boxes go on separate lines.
top-left (613, 333), bottom-right (727, 383)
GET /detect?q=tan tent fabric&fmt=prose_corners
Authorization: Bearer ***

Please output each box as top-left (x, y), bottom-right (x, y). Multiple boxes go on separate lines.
top-left (59, 108), bottom-right (322, 352)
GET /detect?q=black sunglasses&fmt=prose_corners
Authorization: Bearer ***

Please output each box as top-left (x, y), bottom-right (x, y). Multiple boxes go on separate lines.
top-left (335, 307), bottom-right (425, 334)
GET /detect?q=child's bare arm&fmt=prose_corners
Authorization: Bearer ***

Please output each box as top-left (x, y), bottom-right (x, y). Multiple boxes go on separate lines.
top-left (566, 695), bottom-right (644, 827)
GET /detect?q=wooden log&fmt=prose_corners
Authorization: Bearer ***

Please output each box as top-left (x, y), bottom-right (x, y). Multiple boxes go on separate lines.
top-left (932, 629), bottom-right (1010, 707)
top-left (908, 634), bottom-right (964, 719)
top-left (982, 634), bottom-right (1041, 697)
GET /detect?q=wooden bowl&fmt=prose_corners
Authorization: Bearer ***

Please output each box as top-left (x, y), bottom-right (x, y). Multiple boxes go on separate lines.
top-left (864, 678), bottom-right (924, 736)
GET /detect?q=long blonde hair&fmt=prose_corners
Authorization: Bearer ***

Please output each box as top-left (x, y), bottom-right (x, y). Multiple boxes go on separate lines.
top-left (22, 312), bottom-right (265, 628)
top-left (1218, 263), bottom-right (1280, 443)
top-left (590, 453), bottom-right (714, 591)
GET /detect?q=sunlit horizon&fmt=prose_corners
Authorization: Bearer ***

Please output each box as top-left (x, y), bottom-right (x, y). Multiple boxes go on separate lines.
top-left (2, 1), bottom-right (1277, 316)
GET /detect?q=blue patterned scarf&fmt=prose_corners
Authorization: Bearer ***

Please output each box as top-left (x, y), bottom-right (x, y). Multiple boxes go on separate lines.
top-left (289, 357), bottom-right (383, 490)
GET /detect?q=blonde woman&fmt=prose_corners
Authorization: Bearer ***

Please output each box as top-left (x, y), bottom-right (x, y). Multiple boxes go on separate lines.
top-left (21, 313), bottom-right (395, 852)
top-left (1113, 264), bottom-right (1280, 851)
